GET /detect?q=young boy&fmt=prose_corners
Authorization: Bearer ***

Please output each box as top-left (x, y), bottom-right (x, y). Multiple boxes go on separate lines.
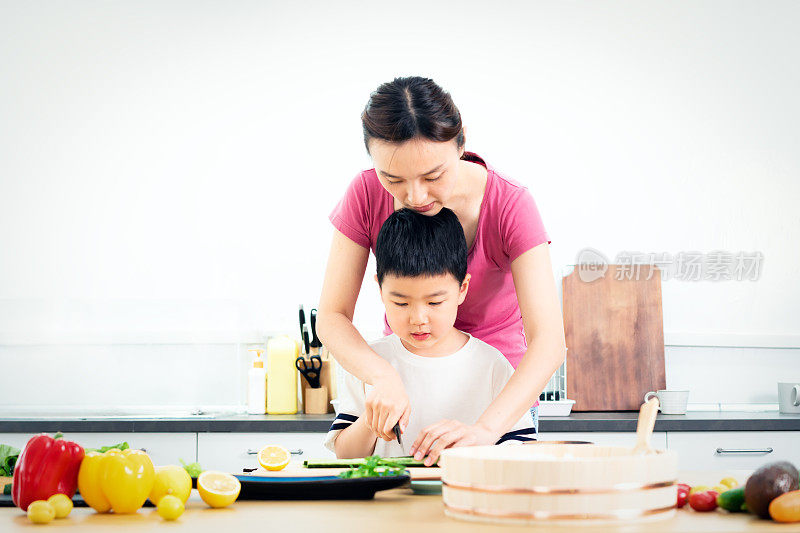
top-left (324, 207), bottom-right (536, 459)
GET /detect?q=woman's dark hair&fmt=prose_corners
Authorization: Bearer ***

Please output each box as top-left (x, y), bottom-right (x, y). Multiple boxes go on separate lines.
top-left (375, 207), bottom-right (467, 285)
top-left (362, 76), bottom-right (465, 154)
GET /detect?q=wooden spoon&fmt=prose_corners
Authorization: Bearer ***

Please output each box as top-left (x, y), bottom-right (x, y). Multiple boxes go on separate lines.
top-left (631, 397), bottom-right (660, 455)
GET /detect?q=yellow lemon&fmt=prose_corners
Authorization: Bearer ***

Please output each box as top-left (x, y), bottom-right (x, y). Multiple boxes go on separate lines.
top-left (157, 494), bottom-right (185, 520)
top-left (720, 477), bottom-right (739, 489)
top-left (197, 471), bottom-right (241, 508)
top-left (257, 445), bottom-right (290, 471)
top-left (46, 493), bottom-right (73, 518)
top-left (150, 465), bottom-right (192, 504)
top-left (27, 500), bottom-right (55, 524)
top-left (689, 485), bottom-right (710, 495)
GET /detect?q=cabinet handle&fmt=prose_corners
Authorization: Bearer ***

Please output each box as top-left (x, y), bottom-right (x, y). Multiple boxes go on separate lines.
top-left (246, 448), bottom-right (303, 456)
top-left (715, 447), bottom-right (773, 455)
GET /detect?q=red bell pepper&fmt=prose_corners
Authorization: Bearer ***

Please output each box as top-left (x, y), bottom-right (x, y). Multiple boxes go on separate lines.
top-left (11, 433), bottom-right (84, 511)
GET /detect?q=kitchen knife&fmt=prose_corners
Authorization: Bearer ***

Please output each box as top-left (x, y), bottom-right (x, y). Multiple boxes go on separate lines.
top-left (393, 423), bottom-right (403, 446)
top-left (309, 309), bottom-right (322, 350)
top-left (298, 305), bottom-right (307, 355)
top-left (302, 324), bottom-right (311, 356)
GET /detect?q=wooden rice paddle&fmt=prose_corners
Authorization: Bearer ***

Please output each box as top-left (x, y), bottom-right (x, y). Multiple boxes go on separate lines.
top-left (631, 397), bottom-right (660, 455)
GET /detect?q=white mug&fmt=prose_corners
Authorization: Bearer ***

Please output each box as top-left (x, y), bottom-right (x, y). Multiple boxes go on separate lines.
top-left (644, 390), bottom-right (690, 415)
top-left (778, 383), bottom-right (800, 414)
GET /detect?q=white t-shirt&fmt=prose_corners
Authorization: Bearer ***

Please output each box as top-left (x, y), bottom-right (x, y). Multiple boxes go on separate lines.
top-left (324, 332), bottom-right (536, 457)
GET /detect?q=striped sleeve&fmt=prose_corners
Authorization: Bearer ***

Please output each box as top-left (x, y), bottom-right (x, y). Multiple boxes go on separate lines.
top-left (496, 425), bottom-right (537, 444)
top-left (323, 368), bottom-right (366, 454)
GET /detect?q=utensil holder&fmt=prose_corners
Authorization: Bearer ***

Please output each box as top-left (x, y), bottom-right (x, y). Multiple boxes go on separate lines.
top-left (303, 385), bottom-right (329, 414)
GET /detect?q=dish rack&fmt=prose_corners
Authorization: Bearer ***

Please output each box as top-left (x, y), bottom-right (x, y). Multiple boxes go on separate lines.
top-left (537, 355), bottom-right (575, 417)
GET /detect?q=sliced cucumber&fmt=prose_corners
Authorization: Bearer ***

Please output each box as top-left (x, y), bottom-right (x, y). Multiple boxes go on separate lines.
top-left (303, 456), bottom-right (428, 468)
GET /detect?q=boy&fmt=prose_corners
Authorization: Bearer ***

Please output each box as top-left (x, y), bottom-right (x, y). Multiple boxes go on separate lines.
top-left (324, 208), bottom-right (536, 459)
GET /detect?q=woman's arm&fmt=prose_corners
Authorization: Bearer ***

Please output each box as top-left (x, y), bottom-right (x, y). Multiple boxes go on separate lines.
top-left (316, 229), bottom-right (411, 442)
top-left (333, 415), bottom-right (379, 459)
top-left (410, 242), bottom-right (566, 464)
top-left (476, 242), bottom-right (567, 431)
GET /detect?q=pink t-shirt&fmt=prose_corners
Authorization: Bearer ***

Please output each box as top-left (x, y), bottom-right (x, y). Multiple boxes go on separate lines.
top-left (329, 152), bottom-right (551, 369)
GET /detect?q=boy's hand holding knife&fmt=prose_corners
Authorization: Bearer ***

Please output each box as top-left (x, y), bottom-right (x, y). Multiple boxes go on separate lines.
top-left (363, 371), bottom-right (411, 443)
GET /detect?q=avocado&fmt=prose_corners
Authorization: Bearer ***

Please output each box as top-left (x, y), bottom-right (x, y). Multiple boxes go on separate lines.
top-left (744, 461), bottom-right (799, 518)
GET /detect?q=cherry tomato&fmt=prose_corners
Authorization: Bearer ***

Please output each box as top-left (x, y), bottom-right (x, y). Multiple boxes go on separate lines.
top-left (677, 486), bottom-right (690, 508)
top-left (689, 491), bottom-right (719, 512)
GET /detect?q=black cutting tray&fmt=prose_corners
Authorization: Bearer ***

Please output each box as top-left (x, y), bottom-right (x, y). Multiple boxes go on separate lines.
top-left (234, 474), bottom-right (410, 500)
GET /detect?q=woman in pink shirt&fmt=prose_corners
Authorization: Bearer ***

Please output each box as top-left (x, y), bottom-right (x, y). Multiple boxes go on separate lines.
top-left (317, 76), bottom-right (566, 464)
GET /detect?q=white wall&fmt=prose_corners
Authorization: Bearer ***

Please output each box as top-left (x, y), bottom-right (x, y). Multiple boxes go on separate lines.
top-left (1, 1), bottom-right (798, 409)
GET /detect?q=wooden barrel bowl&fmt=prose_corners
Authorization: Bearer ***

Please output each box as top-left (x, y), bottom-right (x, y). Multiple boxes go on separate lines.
top-left (440, 444), bottom-right (677, 526)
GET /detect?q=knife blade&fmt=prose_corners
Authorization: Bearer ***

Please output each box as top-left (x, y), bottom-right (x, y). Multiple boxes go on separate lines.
top-left (392, 423), bottom-right (402, 446)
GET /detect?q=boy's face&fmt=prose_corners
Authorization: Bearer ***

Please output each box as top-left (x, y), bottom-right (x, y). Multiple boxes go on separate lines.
top-left (377, 272), bottom-right (470, 354)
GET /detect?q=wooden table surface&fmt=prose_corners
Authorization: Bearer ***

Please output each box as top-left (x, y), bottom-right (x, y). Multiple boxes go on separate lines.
top-left (3, 470), bottom-right (799, 532)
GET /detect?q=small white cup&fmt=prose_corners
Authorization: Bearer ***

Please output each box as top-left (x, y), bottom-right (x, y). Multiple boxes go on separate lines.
top-left (644, 390), bottom-right (690, 415)
top-left (778, 383), bottom-right (800, 414)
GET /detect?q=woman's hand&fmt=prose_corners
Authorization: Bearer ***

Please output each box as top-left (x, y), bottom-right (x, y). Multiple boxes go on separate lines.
top-left (410, 420), bottom-right (500, 466)
top-left (364, 371), bottom-right (411, 442)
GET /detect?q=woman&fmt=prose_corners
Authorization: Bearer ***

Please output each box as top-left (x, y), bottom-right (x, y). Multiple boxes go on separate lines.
top-left (317, 76), bottom-right (566, 465)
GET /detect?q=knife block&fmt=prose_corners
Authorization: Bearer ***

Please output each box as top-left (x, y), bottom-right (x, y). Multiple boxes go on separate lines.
top-left (302, 385), bottom-right (329, 415)
top-left (298, 356), bottom-right (335, 413)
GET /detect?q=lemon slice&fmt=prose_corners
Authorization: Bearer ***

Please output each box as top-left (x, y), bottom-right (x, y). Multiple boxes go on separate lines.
top-left (258, 445), bottom-right (291, 471)
top-left (197, 471), bottom-right (241, 508)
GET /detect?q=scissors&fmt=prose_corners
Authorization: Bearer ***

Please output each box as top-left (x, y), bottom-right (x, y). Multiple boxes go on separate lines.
top-left (295, 354), bottom-right (322, 388)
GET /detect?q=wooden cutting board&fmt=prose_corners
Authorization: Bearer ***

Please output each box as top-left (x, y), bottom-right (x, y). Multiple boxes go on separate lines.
top-left (563, 264), bottom-right (666, 411)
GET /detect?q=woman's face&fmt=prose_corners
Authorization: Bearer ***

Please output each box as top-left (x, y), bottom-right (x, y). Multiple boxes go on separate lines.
top-left (369, 138), bottom-right (464, 215)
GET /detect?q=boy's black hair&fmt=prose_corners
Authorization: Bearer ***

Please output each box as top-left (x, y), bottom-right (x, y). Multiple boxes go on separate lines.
top-left (375, 207), bottom-right (467, 285)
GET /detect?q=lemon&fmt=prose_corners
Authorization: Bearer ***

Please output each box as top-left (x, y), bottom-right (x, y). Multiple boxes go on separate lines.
top-left (157, 494), bottom-right (185, 520)
top-left (150, 465), bottom-right (192, 504)
top-left (197, 471), bottom-right (241, 508)
top-left (689, 485), bottom-right (710, 495)
top-left (257, 445), bottom-right (290, 471)
top-left (720, 477), bottom-right (739, 489)
top-left (46, 493), bottom-right (73, 518)
top-left (27, 500), bottom-right (55, 524)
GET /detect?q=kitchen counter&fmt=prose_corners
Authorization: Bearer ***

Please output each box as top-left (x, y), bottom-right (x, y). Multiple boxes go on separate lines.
top-left (1, 471), bottom-right (795, 532)
top-left (0, 411), bottom-right (798, 433)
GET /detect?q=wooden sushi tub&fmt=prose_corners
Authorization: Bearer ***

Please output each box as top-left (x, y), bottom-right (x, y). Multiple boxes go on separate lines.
top-left (440, 443), bottom-right (678, 526)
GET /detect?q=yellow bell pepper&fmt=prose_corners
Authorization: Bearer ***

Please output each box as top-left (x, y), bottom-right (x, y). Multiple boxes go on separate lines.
top-left (77, 448), bottom-right (155, 514)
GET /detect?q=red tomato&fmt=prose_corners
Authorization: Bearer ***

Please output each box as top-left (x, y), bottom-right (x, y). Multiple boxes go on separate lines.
top-left (677, 488), bottom-right (690, 508)
top-left (689, 491), bottom-right (719, 512)
top-left (677, 483), bottom-right (691, 508)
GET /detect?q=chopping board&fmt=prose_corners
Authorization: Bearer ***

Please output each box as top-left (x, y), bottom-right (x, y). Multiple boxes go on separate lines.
top-left (563, 264), bottom-right (666, 411)
top-left (240, 462), bottom-right (440, 481)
